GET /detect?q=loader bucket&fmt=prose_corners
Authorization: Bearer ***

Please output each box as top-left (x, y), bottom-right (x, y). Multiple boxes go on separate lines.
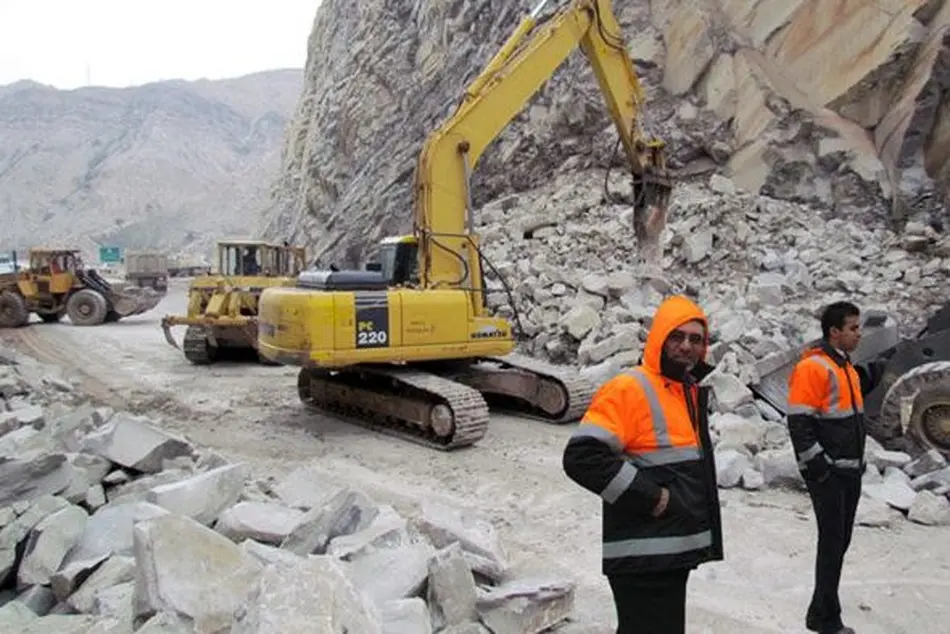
top-left (77, 268), bottom-right (164, 318)
top-left (111, 286), bottom-right (163, 317)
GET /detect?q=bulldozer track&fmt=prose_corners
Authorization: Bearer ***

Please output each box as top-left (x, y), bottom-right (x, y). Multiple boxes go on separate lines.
top-left (183, 326), bottom-right (215, 365)
top-left (476, 352), bottom-right (596, 424)
top-left (297, 366), bottom-right (490, 451)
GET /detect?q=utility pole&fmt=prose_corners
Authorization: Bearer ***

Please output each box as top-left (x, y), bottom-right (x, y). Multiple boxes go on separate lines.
top-left (85, 63), bottom-right (91, 86)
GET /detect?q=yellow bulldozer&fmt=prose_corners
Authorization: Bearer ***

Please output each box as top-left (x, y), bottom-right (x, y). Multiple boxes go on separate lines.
top-left (255, 0), bottom-right (673, 450)
top-left (0, 248), bottom-right (163, 328)
top-left (161, 239), bottom-right (307, 365)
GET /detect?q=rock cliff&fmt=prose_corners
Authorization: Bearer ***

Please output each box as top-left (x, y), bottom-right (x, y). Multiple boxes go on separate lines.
top-left (263, 0), bottom-right (950, 265)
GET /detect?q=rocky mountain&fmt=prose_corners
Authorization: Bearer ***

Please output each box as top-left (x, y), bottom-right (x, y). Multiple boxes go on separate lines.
top-left (0, 69), bottom-right (302, 260)
top-left (262, 0), bottom-right (950, 267)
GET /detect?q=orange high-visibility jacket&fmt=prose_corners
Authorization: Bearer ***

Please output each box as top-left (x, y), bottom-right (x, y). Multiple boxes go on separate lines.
top-left (787, 344), bottom-right (867, 480)
top-left (562, 295), bottom-right (723, 576)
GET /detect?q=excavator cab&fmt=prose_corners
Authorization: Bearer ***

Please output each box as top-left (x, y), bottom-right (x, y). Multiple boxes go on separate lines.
top-left (376, 236), bottom-right (420, 287)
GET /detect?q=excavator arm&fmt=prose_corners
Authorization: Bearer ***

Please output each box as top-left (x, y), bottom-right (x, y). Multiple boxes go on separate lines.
top-left (414, 0), bottom-right (671, 308)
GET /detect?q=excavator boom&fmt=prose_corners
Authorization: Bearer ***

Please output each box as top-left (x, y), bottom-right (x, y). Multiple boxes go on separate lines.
top-left (415, 0), bottom-right (670, 301)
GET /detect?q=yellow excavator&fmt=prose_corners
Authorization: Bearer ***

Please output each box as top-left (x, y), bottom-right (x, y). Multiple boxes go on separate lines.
top-left (256, 0), bottom-right (673, 450)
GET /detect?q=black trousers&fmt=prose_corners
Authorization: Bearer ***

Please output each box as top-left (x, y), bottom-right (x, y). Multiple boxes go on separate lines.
top-left (607, 568), bottom-right (690, 634)
top-left (804, 472), bottom-right (861, 633)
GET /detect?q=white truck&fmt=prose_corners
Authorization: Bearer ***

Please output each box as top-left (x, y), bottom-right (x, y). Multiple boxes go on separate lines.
top-left (124, 250), bottom-right (169, 292)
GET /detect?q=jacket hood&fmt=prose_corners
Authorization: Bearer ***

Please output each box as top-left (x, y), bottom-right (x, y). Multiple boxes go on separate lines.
top-left (642, 295), bottom-right (709, 375)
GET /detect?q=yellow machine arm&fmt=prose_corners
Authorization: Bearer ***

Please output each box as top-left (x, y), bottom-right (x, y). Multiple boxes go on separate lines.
top-left (414, 0), bottom-right (671, 306)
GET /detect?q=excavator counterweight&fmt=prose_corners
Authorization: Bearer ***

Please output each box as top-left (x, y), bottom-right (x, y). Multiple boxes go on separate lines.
top-left (257, 0), bottom-right (672, 450)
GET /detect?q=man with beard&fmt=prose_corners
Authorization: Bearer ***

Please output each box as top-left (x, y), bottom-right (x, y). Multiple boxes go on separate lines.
top-left (562, 294), bottom-right (723, 634)
top-left (787, 301), bottom-right (866, 634)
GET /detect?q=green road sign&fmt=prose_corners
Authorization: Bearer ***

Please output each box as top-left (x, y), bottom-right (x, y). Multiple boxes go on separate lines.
top-left (99, 246), bottom-right (121, 263)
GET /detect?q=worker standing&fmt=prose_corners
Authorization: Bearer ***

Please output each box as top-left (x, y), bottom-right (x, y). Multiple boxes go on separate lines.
top-left (562, 295), bottom-right (723, 634)
top-left (787, 301), bottom-right (866, 634)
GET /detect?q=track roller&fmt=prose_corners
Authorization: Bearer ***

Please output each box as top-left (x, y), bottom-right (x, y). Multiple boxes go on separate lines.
top-left (296, 366), bottom-right (489, 450)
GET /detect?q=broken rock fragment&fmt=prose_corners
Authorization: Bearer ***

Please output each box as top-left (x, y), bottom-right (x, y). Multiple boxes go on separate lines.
top-left (17, 502), bottom-right (88, 587)
top-left (344, 540), bottom-right (433, 605)
top-left (427, 542), bottom-right (478, 628)
top-left (144, 462), bottom-right (247, 526)
top-left (476, 578), bottom-right (575, 634)
top-left (381, 597), bottom-right (432, 634)
top-left (0, 451), bottom-right (75, 507)
top-left (280, 486), bottom-right (379, 555)
top-left (132, 513), bottom-right (263, 631)
top-left (80, 414), bottom-right (193, 473)
top-left (214, 500), bottom-right (304, 545)
top-left (231, 556), bottom-right (383, 634)
top-left (415, 500), bottom-right (509, 582)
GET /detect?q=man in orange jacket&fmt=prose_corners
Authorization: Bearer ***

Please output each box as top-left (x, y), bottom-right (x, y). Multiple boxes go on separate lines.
top-left (562, 295), bottom-right (723, 634)
top-left (788, 301), bottom-right (866, 634)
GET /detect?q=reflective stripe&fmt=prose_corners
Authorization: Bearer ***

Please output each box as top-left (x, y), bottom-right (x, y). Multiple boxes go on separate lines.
top-left (807, 355), bottom-right (864, 417)
top-left (625, 369), bottom-right (672, 446)
top-left (601, 462), bottom-right (638, 503)
top-left (834, 458), bottom-right (861, 470)
top-left (623, 368), bottom-right (701, 465)
top-left (603, 530), bottom-right (713, 558)
top-left (570, 422), bottom-right (623, 453)
top-left (800, 442), bottom-right (823, 462)
top-left (798, 452), bottom-right (831, 471)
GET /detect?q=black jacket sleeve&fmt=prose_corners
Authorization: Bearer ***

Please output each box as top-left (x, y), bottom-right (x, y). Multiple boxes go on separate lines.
top-left (562, 381), bottom-right (664, 515)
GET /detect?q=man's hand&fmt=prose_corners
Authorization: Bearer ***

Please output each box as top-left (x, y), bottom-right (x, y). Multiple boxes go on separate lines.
top-left (651, 487), bottom-right (669, 517)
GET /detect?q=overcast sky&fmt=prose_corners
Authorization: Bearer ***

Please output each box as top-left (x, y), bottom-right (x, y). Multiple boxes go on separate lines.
top-left (0, 0), bottom-right (324, 90)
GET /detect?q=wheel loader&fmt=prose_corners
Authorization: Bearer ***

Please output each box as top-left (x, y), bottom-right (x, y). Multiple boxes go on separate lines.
top-left (750, 303), bottom-right (950, 460)
top-left (255, 0), bottom-right (673, 451)
top-left (0, 248), bottom-right (163, 328)
top-left (160, 239), bottom-right (306, 365)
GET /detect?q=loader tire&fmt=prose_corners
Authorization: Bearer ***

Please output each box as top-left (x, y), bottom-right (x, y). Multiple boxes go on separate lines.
top-left (66, 289), bottom-right (108, 326)
top-left (0, 291), bottom-right (29, 328)
top-left (880, 361), bottom-right (950, 456)
top-left (905, 384), bottom-right (950, 459)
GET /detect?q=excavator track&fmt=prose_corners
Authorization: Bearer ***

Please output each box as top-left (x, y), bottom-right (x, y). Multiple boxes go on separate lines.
top-left (445, 352), bottom-right (596, 424)
top-left (182, 326), bottom-right (216, 365)
top-left (297, 366), bottom-right (490, 451)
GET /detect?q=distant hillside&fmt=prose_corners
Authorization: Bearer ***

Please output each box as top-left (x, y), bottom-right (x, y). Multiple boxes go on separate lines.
top-left (0, 69), bottom-right (302, 261)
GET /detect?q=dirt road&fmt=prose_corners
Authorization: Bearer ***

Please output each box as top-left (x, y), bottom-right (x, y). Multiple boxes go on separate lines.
top-left (2, 279), bottom-right (948, 633)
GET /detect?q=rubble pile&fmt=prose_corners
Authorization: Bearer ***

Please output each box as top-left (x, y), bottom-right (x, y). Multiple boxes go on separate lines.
top-left (478, 170), bottom-right (948, 382)
top-left (703, 382), bottom-right (950, 529)
top-left (0, 346), bottom-right (577, 633)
